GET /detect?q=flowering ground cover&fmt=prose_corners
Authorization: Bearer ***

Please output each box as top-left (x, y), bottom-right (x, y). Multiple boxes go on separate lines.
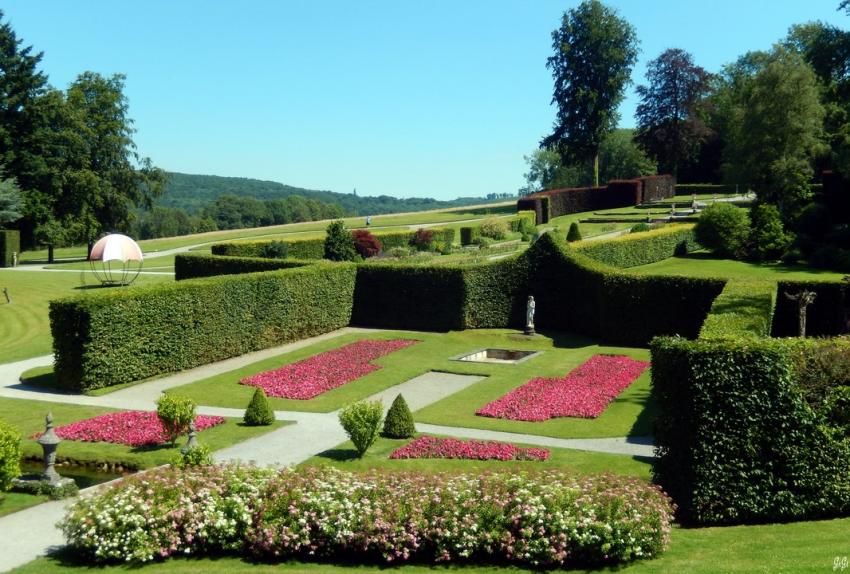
top-left (389, 435), bottom-right (549, 461)
top-left (35, 411), bottom-right (225, 447)
top-left (477, 354), bottom-right (650, 421)
top-left (240, 338), bottom-right (419, 399)
top-left (61, 465), bottom-right (673, 567)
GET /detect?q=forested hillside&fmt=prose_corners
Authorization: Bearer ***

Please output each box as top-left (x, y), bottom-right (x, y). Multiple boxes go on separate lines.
top-left (159, 172), bottom-right (511, 215)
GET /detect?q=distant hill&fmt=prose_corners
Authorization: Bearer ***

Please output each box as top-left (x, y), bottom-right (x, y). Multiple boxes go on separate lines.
top-left (158, 172), bottom-right (511, 215)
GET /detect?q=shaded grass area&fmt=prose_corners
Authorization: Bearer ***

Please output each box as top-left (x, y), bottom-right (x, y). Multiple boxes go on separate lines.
top-left (0, 491), bottom-right (48, 517)
top-left (172, 329), bottom-right (654, 439)
top-left (13, 515), bottom-right (850, 573)
top-left (304, 434), bottom-right (653, 480)
top-left (0, 397), bottom-right (286, 470)
top-left (628, 251), bottom-right (848, 281)
top-left (0, 270), bottom-right (172, 364)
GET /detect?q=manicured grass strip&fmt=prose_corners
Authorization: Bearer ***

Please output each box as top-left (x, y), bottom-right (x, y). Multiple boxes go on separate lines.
top-left (14, 516), bottom-right (850, 573)
top-left (628, 252), bottom-right (848, 281)
top-left (0, 397), bottom-right (286, 470)
top-left (0, 271), bottom-right (171, 364)
top-left (476, 354), bottom-right (649, 421)
top-left (0, 491), bottom-right (48, 518)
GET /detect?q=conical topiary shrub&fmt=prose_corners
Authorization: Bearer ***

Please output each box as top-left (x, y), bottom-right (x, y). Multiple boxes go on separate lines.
top-left (243, 387), bottom-right (275, 426)
top-left (566, 222), bottom-right (582, 242)
top-left (382, 394), bottom-right (416, 439)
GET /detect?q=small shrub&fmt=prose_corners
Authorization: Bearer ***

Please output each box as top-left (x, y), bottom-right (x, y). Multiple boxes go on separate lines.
top-left (338, 400), bottom-right (383, 457)
top-left (382, 394), bottom-right (415, 438)
top-left (352, 229), bottom-right (382, 258)
top-left (156, 394), bottom-right (197, 445)
top-left (749, 203), bottom-right (792, 261)
top-left (409, 228), bottom-right (434, 251)
top-left (323, 220), bottom-right (359, 261)
top-left (566, 222), bottom-right (582, 242)
top-left (630, 222), bottom-right (651, 233)
top-left (0, 419), bottom-right (21, 492)
top-left (521, 232), bottom-right (532, 242)
top-left (171, 444), bottom-right (214, 468)
top-left (479, 218), bottom-right (509, 240)
top-left (516, 215), bottom-right (536, 235)
top-left (694, 203), bottom-right (751, 258)
top-left (258, 240), bottom-right (289, 259)
top-left (474, 236), bottom-right (494, 249)
top-left (243, 387), bottom-right (275, 426)
top-left (387, 246), bottom-right (411, 258)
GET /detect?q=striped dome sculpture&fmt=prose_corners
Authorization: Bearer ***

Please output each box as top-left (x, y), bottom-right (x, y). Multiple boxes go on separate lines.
top-left (88, 234), bottom-right (144, 286)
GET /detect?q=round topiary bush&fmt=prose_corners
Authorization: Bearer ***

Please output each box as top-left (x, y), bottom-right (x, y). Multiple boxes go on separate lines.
top-left (338, 400), bottom-right (383, 457)
top-left (156, 394), bottom-right (197, 445)
top-left (352, 229), bottom-right (382, 258)
top-left (479, 218), bottom-right (509, 240)
top-left (630, 222), bottom-right (651, 233)
top-left (694, 202), bottom-right (751, 258)
top-left (243, 387), bottom-right (275, 426)
top-left (0, 419), bottom-right (22, 493)
top-left (566, 222), bottom-right (582, 242)
top-left (382, 394), bottom-right (415, 439)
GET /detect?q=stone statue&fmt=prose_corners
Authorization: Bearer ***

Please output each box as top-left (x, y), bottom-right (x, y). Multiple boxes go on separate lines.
top-left (785, 290), bottom-right (817, 337)
top-left (525, 295), bottom-right (536, 336)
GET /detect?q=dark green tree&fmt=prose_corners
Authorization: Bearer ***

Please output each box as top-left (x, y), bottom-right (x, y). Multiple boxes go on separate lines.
top-left (542, 0), bottom-right (639, 186)
top-left (567, 222), bottom-right (582, 242)
top-left (0, 178), bottom-right (21, 226)
top-left (382, 394), bottom-right (415, 439)
top-left (635, 49), bottom-right (714, 177)
top-left (243, 387), bottom-right (274, 426)
top-left (323, 220), bottom-right (358, 261)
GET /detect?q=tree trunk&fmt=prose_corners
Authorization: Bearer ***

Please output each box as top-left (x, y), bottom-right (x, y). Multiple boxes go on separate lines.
top-left (48, 244), bottom-right (54, 264)
top-left (593, 153), bottom-right (599, 187)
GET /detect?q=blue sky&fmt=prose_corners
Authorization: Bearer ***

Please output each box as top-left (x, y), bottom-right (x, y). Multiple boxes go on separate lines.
top-left (4, 1), bottom-right (848, 200)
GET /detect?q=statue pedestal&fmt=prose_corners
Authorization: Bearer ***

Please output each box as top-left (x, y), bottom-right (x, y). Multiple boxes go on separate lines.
top-left (524, 326), bottom-right (536, 336)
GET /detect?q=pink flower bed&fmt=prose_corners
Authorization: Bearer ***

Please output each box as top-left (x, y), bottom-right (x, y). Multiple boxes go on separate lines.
top-left (240, 339), bottom-right (420, 399)
top-left (389, 435), bottom-right (549, 461)
top-left (476, 354), bottom-right (650, 421)
top-left (35, 411), bottom-right (226, 447)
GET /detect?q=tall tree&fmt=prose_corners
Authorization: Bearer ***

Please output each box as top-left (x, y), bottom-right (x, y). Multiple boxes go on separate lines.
top-left (0, 177), bottom-right (21, 226)
top-left (720, 48), bottom-right (826, 217)
top-left (635, 48), bottom-right (714, 177)
top-left (64, 72), bottom-right (166, 242)
top-left (542, 0), bottom-right (638, 186)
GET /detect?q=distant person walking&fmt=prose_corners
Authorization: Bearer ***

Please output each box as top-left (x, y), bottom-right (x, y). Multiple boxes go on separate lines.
top-left (366, 215), bottom-right (372, 226)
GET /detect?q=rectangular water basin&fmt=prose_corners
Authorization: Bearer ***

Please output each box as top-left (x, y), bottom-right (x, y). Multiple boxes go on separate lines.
top-left (453, 348), bottom-right (541, 365)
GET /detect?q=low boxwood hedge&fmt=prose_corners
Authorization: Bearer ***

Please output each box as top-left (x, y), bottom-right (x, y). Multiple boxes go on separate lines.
top-left (50, 263), bottom-right (356, 391)
top-left (574, 224), bottom-right (698, 268)
top-left (651, 335), bottom-right (850, 525)
top-left (212, 238), bottom-right (325, 259)
top-left (174, 253), bottom-right (311, 281)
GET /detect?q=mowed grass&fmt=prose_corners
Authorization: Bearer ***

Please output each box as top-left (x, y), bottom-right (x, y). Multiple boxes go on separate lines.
top-left (304, 434), bottom-right (654, 480)
top-left (629, 251), bottom-right (848, 281)
top-left (13, 516), bottom-right (850, 573)
top-left (0, 270), bottom-right (172, 364)
top-left (0, 397), bottom-right (286, 470)
top-left (0, 491), bottom-right (48, 518)
top-left (171, 329), bottom-right (654, 439)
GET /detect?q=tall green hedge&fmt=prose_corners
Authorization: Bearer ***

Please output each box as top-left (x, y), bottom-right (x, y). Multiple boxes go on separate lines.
top-left (574, 225), bottom-right (698, 268)
top-left (175, 253), bottom-right (311, 281)
top-left (651, 336), bottom-right (850, 524)
top-left (50, 263), bottom-right (356, 391)
top-left (0, 230), bottom-right (20, 267)
top-left (699, 280), bottom-right (777, 339)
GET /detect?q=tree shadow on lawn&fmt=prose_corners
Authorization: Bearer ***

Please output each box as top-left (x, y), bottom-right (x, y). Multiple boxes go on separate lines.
top-left (313, 448), bottom-right (360, 462)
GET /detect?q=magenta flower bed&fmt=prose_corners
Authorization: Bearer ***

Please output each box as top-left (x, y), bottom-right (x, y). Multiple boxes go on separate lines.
top-left (390, 435), bottom-right (549, 461)
top-left (35, 411), bottom-right (226, 447)
top-left (240, 339), bottom-right (420, 399)
top-left (477, 354), bottom-right (650, 422)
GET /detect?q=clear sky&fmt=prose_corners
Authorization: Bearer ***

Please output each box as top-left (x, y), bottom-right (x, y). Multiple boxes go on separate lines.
top-left (3, 1), bottom-right (848, 200)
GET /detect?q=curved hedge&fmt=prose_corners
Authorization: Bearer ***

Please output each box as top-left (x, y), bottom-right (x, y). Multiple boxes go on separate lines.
top-left (574, 224), bottom-right (698, 268)
top-left (175, 253), bottom-right (311, 281)
top-left (50, 263), bottom-right (356, 391)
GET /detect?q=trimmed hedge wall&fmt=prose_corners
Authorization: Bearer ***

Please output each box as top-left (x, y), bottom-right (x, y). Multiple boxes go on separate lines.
top-left (174, 253), bottom-right (311, 281)
top-left (50, 263), bottom-right (357, 391)
top-left (675, 183), bottom-right (738, 195)
top-left (699, 280), bottom-right (777, 339)
top-left (772, 280), bottom-right (850, 337)
top-left (639, 175), bottom-right (675, 203)
top-left (652, 336), bottom-right (850, 524)
top-left (574, 224), bottom-right (698, 268)
top-left (459, 226), bottom-right (480, 246)
top-left (526, 233), bottom-right (724, 345)
top-left (0, 230), bottom-right (20, 267)
top-left (516, 196), bottom-right (549, 225)
top-left (508, 211), bottom-right (536, 232)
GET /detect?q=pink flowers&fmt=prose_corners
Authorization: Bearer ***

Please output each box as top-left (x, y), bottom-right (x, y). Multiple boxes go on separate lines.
top-left (240, 339), bottom-right (420, 399)
top-left (477, 354), bottom-right (650, 421)
top-left (36, 411), bottom-right (225, 447)
top-left (390, 435), bottom-right (549, 461)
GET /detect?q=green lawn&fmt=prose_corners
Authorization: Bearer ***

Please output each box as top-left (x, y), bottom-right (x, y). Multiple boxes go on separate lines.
top-left (629, 252), bottom-right (848, 281)
top-left (0, 397), bottom-right (286, 470)
top-left (0, 491), bottom-right (48, 517)
top-left (303, 434), bottom-right (653, 480)
top-left (170, 329), bottom-right (653, 439)
top-left (13, 516), bottom-right (850, 573)
top-left (0, 270), bottom-right (173, 364)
